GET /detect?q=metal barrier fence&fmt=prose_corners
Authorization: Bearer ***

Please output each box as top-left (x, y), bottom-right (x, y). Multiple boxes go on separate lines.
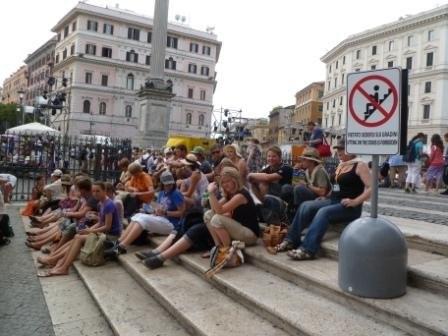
top-left (0, 133), bottom-right (132, 201)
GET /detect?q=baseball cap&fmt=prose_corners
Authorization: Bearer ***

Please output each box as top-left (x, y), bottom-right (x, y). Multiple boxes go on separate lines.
top-left (160, 171), bottom-right (175, 185)
top-left (191, 146), bottom-right (205, 155)
top-left (51, 169), bottom-right (63, 177)
top-left (180, 153), bottom-right (200, 167)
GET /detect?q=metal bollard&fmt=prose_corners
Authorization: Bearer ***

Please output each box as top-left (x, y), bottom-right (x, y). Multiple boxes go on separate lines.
top-left (338, 216), bottom-right (407, 299)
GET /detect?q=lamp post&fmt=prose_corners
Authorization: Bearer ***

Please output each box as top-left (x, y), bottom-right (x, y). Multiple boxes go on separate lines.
top-left (18, 90), bottom-right (25, 125)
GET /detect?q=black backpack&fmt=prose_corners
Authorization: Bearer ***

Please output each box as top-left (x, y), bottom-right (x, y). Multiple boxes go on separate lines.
top-left (0, 214), bottom-right (14, 245)
top-left (403, 141), bottom-right (416, 163)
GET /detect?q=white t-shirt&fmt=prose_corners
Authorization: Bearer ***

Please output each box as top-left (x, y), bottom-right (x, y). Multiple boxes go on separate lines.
top-left (0, 174), bottom-right (17, 188)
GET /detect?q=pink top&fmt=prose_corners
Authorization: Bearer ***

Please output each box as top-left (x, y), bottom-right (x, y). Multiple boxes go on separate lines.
top-left (430, 145), bottom-right (445, 166)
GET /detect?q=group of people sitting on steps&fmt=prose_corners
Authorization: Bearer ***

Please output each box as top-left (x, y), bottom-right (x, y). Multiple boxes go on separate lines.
top-left (23, 136), bottom-right (371, 276)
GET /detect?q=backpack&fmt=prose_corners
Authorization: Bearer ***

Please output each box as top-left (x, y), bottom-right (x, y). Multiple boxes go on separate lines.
top-left (403, 141), bottom-right (416, 163)
top-left (80, 233), bottom-right (107, 266)
top-left (0, 214), bottom-right (14, 245)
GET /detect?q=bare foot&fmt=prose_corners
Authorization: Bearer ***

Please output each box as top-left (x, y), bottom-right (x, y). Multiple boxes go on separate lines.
top-left (37, 256), bottom-right (55, 267)
top-left (48, 268), bottom-right (69, 276)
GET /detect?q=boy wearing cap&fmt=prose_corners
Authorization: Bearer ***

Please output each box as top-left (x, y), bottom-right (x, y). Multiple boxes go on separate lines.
top-left (191, 146), bottom-right (212, 174)
top-left (105, 171), bottom-right (185, 258)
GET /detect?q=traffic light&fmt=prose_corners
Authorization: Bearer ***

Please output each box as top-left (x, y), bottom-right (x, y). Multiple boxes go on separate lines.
top-left (224, 109), bottom-right (229, 117)
top-left (62, 77), bottom-right (68, 87)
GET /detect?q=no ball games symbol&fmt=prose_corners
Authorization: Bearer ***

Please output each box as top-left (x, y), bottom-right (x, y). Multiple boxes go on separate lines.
top-left (349, 75), bottom-right (398, 127)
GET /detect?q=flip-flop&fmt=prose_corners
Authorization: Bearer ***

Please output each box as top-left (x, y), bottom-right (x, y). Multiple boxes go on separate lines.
top-left (37, 270), bottom-right (51, 277)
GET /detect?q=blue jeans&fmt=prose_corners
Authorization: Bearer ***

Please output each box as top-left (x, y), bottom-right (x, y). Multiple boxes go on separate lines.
top-left (286, 198), bottom-right (362, 254)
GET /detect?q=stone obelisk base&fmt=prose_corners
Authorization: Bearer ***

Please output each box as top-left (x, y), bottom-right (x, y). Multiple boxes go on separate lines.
top-left (134, 87), bottom-right (175, 149)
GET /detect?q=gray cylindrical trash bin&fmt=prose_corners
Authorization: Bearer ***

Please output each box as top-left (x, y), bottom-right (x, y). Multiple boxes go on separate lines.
top-left (338, 217), bottom-right (407, 299)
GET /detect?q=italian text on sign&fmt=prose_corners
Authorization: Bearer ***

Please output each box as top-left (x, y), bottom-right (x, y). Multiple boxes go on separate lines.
top-left (346, 68), bottom-right (401, 155)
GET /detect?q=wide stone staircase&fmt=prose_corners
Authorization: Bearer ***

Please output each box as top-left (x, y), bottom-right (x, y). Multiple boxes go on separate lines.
top-left (73, 203), bottom-right (448, 336)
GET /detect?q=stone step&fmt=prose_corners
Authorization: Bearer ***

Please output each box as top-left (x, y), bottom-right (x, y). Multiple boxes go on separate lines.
top-left (118, 251), bottom-right (290, 336)
top-left (172, 250), bottom-right (406, 336)
top-left (244, 245), bottom-right (448, 336)
top-left (379, 189), bottom-right (448, 201)
top-left (365, 201), bottom-right (448, 217)
top-left (340, 215), bottom-right (448, 256)
top-left (320, 237), bottom-right (448, 296)
top-left (73, 261), bottom-right (189, 336)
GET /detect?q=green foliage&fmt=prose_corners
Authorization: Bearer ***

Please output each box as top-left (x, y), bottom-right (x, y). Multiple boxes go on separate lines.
top-left (0, 103), bottom-right (19, 129)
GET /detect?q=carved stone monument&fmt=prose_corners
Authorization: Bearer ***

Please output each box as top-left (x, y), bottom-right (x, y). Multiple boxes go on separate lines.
top-left (135, 0), bottom-right (175, 149)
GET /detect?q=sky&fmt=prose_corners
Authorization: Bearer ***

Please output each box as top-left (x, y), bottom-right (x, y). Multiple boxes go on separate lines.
top-left (0, 0), bottom-right (444, 119)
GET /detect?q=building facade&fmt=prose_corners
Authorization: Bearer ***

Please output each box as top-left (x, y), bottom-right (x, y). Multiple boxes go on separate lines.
top-left (277, 105), bottom-right (295, 145)
top-left (50, 2), bottom-right (221, 138)
top-left (2, 66), bottom-right (28, 104)
top-left (321, 5), bottom-right (448, 140)
top-left (24, 37), bottom-right (56, 106)
top-left (293, 82), bottom-right (324, 126)
top-left (247, 118), bottom-right (269, 147)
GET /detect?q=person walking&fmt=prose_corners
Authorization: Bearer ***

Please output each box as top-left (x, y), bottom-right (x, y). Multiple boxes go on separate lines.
top-left (404, 133), bottom-right (425, 193)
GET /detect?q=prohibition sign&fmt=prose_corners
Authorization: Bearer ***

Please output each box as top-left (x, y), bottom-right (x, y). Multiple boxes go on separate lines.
top-left (349, 75), bottom-right (398, 127)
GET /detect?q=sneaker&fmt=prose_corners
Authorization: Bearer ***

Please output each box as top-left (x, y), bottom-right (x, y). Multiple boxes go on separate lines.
top-left (104, 244), bottom-right (127, 260)
top-left (143, 256), bottom-right (164, 269)
top-left (135, 250), bottom-right (158, 260)
top-left (404, 188), bottom-right (410, 193)
top-left (440, 190), bottom-right (448, 195)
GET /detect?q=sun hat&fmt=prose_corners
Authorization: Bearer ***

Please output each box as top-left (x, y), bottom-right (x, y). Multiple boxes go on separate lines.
top-left (298, 147), bottom-right (322, 163)
top-left (180, 153), bottom-right (200, 167)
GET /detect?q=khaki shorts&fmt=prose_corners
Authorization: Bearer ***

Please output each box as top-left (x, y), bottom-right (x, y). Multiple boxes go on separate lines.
top-left (204, 210), bottom-right (257, 246)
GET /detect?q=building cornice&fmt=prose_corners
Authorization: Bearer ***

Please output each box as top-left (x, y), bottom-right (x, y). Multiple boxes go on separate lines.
top-left (24, 37), bottom-right (57, 64)
top-left (322, 67), bottom-right (448, 101)
top-left (52, 3), bottom-right (220, 46)
top-left (321, 5), bottom-right (448, 62)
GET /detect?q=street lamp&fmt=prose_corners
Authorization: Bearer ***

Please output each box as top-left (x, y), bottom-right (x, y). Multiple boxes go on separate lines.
top-left (18, 90), bottom-right (25, 125)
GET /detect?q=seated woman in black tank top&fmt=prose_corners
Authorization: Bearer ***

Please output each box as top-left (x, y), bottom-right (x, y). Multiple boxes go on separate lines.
top-left (285, 138), bottom-right (372, 260)
top-left (205, 167), bottom-right (259, 248)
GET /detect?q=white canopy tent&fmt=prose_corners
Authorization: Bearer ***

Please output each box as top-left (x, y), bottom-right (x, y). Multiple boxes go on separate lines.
top-left (5, 122), bottom-right (60, 135)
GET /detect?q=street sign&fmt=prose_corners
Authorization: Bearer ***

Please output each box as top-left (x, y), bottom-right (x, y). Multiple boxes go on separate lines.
top-left (346, 68), bottom-right (401, 155)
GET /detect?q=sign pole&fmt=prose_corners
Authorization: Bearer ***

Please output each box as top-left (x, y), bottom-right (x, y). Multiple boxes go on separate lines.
top-left (370, 154), bottom-right (379, 218)
top-left (339, 67), bottom-right (407, 299)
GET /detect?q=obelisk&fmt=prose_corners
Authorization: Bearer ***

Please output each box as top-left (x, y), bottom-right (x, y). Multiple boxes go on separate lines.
top-left (135, 0), bottom-right (175, 149)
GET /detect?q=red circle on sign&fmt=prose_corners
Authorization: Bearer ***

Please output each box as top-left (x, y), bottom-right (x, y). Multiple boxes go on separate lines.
top-left (349, 75), bottom-right (398, 127)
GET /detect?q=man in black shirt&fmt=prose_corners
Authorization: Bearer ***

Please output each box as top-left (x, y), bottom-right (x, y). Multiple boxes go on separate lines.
top-left (248, 146), bottom-right (292, 223)
top-left (248, 146), bottom-right (292, 200)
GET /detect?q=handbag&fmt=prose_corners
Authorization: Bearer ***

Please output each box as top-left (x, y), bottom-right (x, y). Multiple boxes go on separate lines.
top-left (205, 240), bottom-right (245, 278)
top-left (316, 137), bottom-right (332, 157)
top-left (262, 224), bottom-right (288, 255)
top-left (80, 233), bottom-right (107, 266)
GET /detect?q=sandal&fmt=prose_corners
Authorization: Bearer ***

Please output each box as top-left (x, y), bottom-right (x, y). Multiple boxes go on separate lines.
top-left (287, 248), bottom-right (315, 261)
top-left (276, 240), bottom-right (294, 253)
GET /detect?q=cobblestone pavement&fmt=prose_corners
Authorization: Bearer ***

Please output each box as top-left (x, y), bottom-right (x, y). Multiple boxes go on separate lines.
top-left (0, 205), bottom-right (55, 336)
top-left (364, 189), bottom-right (448, 225)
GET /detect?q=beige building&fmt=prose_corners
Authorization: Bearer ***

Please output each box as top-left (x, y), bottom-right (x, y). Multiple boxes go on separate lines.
top-left (50, 2), bottom-right (221, 138)
top-left (24, 37), bottom-right (57, 106)
top-left (2, 66), bottom-right (28, 104)
top-left (277, 105), bottom-right (295, 145)
top-left (247, 118), bottom-right (269, 146)
top-left (321, 5), bottom-right (448, 140)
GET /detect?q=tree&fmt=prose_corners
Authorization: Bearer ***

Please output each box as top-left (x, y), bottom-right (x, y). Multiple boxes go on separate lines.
top-left (0, 103), bottom-right (19, 132)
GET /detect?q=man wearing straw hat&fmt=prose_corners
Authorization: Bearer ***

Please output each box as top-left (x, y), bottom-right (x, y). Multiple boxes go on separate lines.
top-left (277, 147), bottom-right (331, 252)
